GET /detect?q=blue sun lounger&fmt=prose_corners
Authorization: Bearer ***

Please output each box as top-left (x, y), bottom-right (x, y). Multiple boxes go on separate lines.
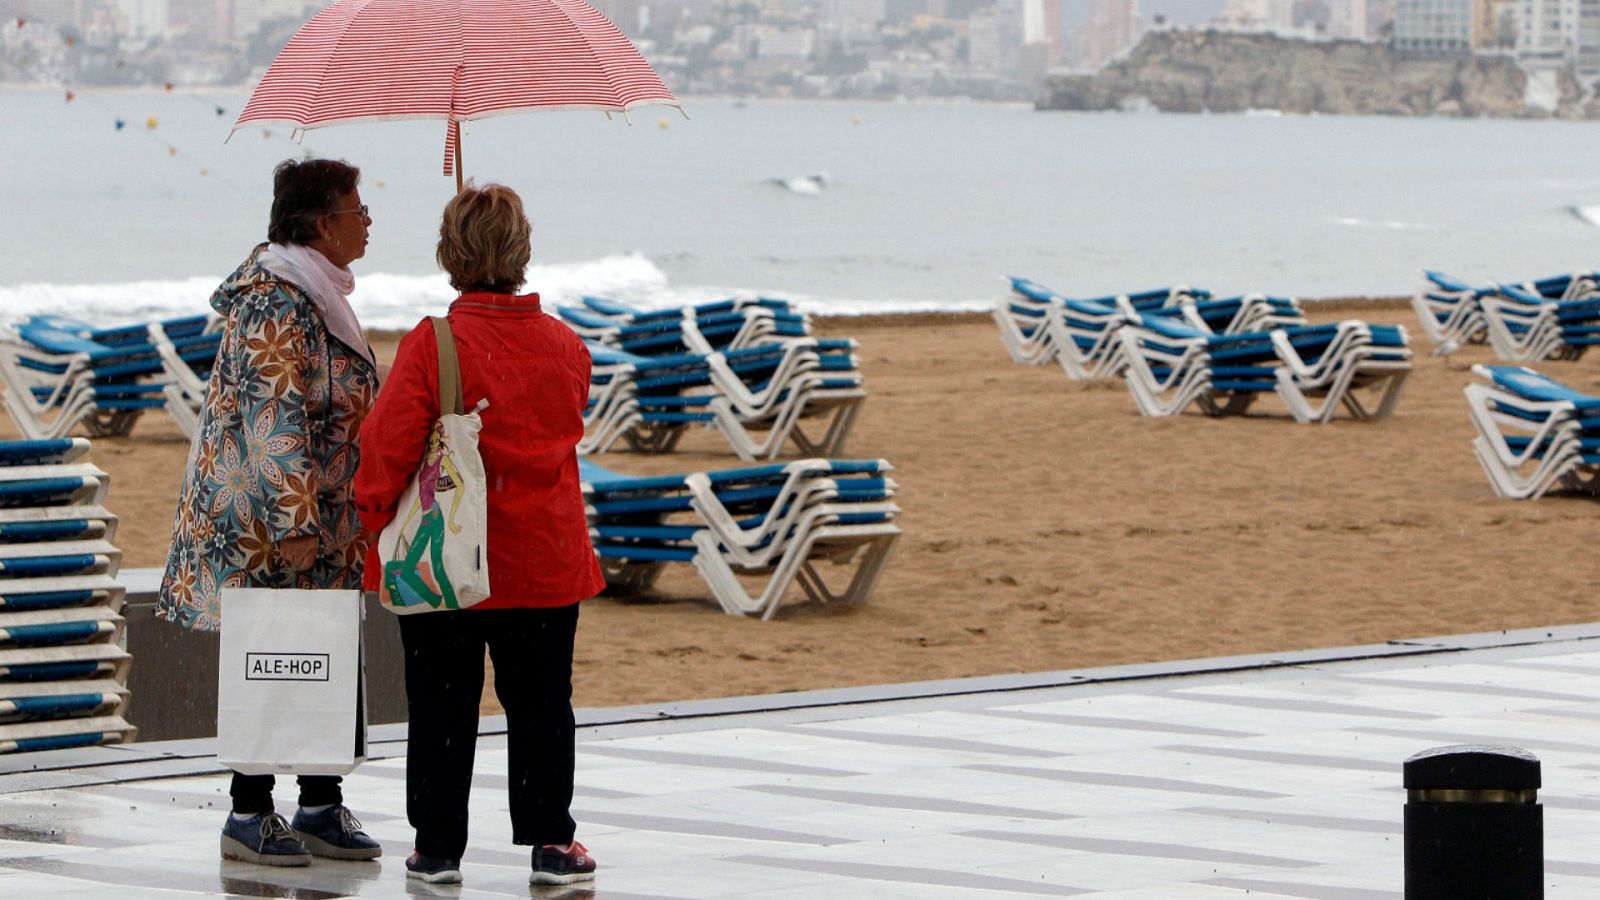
top-left (997, 278), bottom-right (1282, 381)
top-left (0, 439), bottom-right (134, 754)
top-left (0, 316), bottom-right (221, 438)
top-left (1118, 314), bottom-right (1412, 423)
top-left (560, 298), bottom-right (812, 356)
top-left (1464, 364), bottom-right (1600, 498)
top-left (1415, 270), bottom-right (1597, 358)
top-left (580, 458), bottom-right (899, 619)
top-left (583, 339), bottom-right (865, 460)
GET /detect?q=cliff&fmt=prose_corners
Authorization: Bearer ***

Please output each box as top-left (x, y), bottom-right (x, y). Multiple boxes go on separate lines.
top-left (1038, 30), bottom-right (1547, 118)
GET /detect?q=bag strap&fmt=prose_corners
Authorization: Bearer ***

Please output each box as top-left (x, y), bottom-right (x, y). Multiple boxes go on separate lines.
top-left (429, 316), bottom-right (464, 417)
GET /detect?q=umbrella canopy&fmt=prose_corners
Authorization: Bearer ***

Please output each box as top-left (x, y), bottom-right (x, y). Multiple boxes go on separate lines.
top-left (233, 0), bottom-right (680, 185)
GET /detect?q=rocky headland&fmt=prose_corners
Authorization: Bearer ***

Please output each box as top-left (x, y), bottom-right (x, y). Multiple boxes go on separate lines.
top-left (1038, 29), bottom-right (1599, 118)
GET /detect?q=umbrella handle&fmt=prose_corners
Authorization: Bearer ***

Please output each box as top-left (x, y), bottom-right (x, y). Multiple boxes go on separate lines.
top-left (444, 118), bottom-right (464, 192)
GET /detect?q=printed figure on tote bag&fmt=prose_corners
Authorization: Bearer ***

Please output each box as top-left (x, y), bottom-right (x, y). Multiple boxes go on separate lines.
top-left (383, 421), bottom-right (467, 608)
top-left (373, 315), bottom-right (493, 614)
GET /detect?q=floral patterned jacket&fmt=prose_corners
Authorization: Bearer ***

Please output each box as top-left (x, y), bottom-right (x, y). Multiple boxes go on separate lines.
top-left (158, 244), bottom-right (379, 631)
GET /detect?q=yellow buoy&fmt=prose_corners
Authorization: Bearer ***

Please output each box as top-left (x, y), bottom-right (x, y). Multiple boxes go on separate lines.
top-left (146, 115), bottom-right (158, 130)
top-left (851, 114), bottom-right (862, 125)
top-left (658, 117), bottom-right (669, 130)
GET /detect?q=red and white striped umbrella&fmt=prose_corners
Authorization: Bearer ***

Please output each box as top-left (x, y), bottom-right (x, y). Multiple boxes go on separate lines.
top-left (232, 0), bottom-right (680, 187)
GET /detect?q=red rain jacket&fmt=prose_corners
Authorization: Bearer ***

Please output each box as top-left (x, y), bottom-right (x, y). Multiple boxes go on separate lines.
top-left (354, 292), bottom-right (604, 608)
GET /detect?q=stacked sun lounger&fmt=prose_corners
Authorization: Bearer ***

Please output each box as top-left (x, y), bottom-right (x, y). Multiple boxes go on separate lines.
top-left (1117, 313), bottom-right (1412, 424)
top-left (582, 338), bottom-right (865, 460)
top-left (559, 296), bottom-right (812, 357)
top-left (994, 277), bottom-right (1209, 372)
top-left (1412, 270), bottom-right (1598, 359)
top-left (0, 438), bottom-right (134, 754)
top-left (0, 313), bottom-right (221, 439)
top-left (1479, 281), bottom-right (1600, 363)
top-left (1464, 365), bottom-right (1600, 499)
top-left (580, 457), bottom-right (899, 620)
top-left (995, 277), bottom-right (1306, 381)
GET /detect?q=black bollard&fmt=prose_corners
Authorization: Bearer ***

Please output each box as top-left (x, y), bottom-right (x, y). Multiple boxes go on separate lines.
top-left (1404, 744), bottom-right (1542, 899)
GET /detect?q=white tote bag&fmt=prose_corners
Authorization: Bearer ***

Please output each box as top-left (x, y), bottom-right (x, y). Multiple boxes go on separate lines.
top-left (217, 588), bottom-right (366, 776)
top-left (376, 316), bottom-right (492, 614)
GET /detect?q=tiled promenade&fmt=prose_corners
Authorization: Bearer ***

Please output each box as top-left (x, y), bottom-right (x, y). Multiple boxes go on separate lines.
top-left (4, 624), bottom-right (1600, 898)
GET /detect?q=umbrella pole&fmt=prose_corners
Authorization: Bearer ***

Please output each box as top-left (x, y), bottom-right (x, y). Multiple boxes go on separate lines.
top-left (455, 132), bottom-right (463, 193)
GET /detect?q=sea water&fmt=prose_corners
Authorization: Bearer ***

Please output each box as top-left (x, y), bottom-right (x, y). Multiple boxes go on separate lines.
top-left (6, 88), bottom-right (1600, 328)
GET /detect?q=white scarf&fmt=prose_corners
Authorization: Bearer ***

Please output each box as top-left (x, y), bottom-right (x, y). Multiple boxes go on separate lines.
top-left (259, 242), bottom-right (375, 369)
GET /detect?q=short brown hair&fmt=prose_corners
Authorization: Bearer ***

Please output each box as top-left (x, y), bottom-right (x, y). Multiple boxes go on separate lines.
top-left (436, 183), bottom-right (531, 294)
top-left (268, 158), bottom-right (360, 245)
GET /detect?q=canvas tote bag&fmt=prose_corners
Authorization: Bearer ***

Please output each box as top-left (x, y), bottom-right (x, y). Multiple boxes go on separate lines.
top-left (217, 588), bottom-right (366, 776)
top-left (376, 316), bottom-right (492, 613)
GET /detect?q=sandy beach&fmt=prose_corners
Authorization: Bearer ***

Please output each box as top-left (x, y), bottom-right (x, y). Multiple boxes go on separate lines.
top-left (25, 300), bottom-right (1600, 712)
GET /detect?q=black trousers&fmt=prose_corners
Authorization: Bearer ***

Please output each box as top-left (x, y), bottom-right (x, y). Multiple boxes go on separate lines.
top-left (399, 604), bottom-right (579, 860)
top-left (230, 773), bottom-right (343, 815)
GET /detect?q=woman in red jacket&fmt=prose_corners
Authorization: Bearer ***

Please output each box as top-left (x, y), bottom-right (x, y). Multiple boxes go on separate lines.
top-left (354, 184), bottom-right (605, 888)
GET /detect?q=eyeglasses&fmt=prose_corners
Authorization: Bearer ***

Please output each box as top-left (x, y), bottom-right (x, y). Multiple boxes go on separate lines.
top-left (328, 204), bottom-right (370, 219)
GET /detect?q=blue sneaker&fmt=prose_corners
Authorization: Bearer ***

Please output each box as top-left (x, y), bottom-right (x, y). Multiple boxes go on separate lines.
top-left (290, 804), bottom-right (382, 860)
top-left (405, 850), bottom-right (463, 884)
top-left (530, 841), bottom-right (596, 885)
top-left (220, 812), bottom-right (311, 866)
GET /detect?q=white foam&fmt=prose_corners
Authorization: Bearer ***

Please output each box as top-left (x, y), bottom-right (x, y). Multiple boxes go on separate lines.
top-left (1331, 216), bottom-right (1429, 231)
top-left (0, 252), bottom-right (979, 331)
top-left (1570, 204), bottom-right (1600, 229)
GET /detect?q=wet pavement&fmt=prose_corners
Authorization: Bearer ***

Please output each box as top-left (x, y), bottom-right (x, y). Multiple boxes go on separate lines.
top-left (3, 623), bottom-right (1600, 898)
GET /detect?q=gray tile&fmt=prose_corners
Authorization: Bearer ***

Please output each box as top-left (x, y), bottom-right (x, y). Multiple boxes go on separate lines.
top-left (1178, 806), bottom-right (1401, 835)
top-left (966, 708), bottom-right (1255, 738)
top-left (1549, 859), bottom-right (1600, 877)
top-left (738, 784), bottom-right (1075, 821)
top-left (724, 854), bottom-right (1092, 896)
top-left (1158, 744), bottom-right (1396, 774)
top-left (1495, 660), bottom-right (1600, 677)
top-left (1331, 673), bottom-right (1600, 703)
top-left (1519, 706), bottom-right (1600, 723)
top-left (0, 820), bottom-right (144, 849)
top-left (770, 724), bottom-right (1060, 758)
top-left (1165, 691), bottom-right (1435, 721)
top-left (1351, 726), bottom-right (1600, 757)
top-left (960, 829), bottom-right (1321, 868)
top-left (1541, 796), bottom-right (1600, 813)
top-left (0, 855), bottom-right (359, 898)
top-left (582, 744), bottom-right (862, 776)
top-left (573, 809), bottom-right (856, 846)
top-left (963, 764), bottom-right (1288, 799)
top-left (1204, 876), bottom-right (1402, 899)
top-left (357, 759), bottom-right (642, 800)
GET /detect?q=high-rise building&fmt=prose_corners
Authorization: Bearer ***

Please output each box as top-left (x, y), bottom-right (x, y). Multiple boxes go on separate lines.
top-left (1517, 0), bottom-right (1600, 72)
top-left (1021, 0), bottom-right (1061, 64)
top-left (1074, 0), bottom-right (1139, 68)
top-left (166, 0), bottom-right (232, 42)
top-left (1363, 0), bottom-right (1393, 38)
top-left (115, 0), bottom-right (170, 38)
top-left (1, 0), bottom-right (75, 26)
top-left (1328, 0), bottom-right (1367, 39)
top-left (1392, 0), bottom-right (1472, 55)
top-left (233, 0), bottom-right (316, 41)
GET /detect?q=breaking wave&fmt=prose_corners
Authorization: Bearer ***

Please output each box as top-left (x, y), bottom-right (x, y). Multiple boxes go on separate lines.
top-left (0, 252), bottom-right (987, 331)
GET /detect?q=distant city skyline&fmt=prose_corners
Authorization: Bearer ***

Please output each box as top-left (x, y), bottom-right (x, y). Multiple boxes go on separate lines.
top-left (6, 0), bottom-right (1599, 99)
